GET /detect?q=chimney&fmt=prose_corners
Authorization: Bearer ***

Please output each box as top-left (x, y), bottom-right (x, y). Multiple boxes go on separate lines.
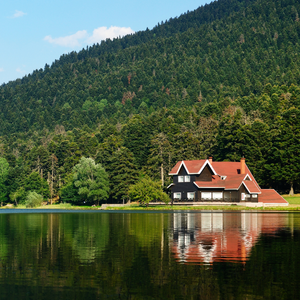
top-left (241, 157), bottom-right (245, 175)
top-left (209, 157), bottom-right (213, 164)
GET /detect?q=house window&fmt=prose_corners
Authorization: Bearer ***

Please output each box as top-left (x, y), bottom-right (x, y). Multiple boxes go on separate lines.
top-left (187, 192), bottom-right (195, 200)
top-left (178, 175), bottom-right (190, 183)
top-left (213, 192), bottom-right (223, 200)
top-left (201, 192), bottom-right (212, 200)
top-left (252, 194), bottom-right (258, 198)
top-left (184, 176), bottom-right (190, 182)
top-left (221, 176), bottom-right (227, 180)
top-left (173, 192), bottom-right (181, 200)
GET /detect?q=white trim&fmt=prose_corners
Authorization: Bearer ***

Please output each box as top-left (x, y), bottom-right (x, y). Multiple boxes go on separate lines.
top-left (169, 161), bottom-right (185, 175)
top-left (169, 159), bottom-right (217, 175)
top-left (242, 182), bottom-right (261, 194)
top-left (167, 183), bottom-right (174, 189)
top-left (243, 174), bottom-right (251, 181)
top-left (193, 182), bottom-right (225, 189)
top-left (244, 164), bottom-right (261, 191)
top-left (197, 160), bottom-right (217, 175)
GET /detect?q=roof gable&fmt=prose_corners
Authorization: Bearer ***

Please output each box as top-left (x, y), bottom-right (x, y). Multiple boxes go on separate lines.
top-left (169, 159), bottom-right (217, 175)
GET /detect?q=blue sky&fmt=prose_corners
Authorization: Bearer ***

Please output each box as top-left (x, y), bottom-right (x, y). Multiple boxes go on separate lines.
top-left (1, 0), bottom-right (212, 85)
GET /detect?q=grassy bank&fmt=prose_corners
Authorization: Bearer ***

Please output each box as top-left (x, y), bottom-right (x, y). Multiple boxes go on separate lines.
top-left (1, 194), bottom-right (300, 211)
top-left (282, 194), bottom-right (300, 205)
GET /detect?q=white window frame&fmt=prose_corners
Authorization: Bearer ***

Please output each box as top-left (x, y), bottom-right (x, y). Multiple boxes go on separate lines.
top-left (213, 192), bottom-right (223, 200)
top-left (252, 194), bottom-right (258, 198)
top-left (201, 192), bottom-right (212, 200)
top-left (178, 176), bottom-right (184, 183)
top-left (173, 192), bottom-right (181, 200)
top-left (184, 175), bottom-right (190, 182)
top-left (187, 192), bottom-right (195, 200)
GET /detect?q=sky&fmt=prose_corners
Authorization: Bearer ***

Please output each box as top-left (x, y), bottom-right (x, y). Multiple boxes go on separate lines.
top-left (1, 0), bottom-right (212, 85)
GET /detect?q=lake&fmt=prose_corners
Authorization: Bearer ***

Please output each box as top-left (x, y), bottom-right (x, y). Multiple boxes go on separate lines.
top-left (0, 210), bottom-right (298, 299)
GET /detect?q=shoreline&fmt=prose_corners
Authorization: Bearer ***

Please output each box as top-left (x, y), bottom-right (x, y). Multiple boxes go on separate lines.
top-left (0, 203), bottom-right (300, 212)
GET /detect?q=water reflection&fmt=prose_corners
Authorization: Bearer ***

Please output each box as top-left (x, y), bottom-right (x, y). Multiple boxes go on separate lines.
top-left (0, 211), bottom-right (298, 299)
top-left (171, 212), bottom-right (288, 264)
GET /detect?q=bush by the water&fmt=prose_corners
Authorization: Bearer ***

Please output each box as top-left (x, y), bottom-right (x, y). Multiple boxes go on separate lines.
top-left (25, 192), bottom-right (43, 208)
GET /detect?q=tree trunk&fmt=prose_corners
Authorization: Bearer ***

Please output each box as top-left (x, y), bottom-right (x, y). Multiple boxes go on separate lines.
top-left (289, 182), bottom-right (294, 196)
top-left (161, 163), bottom-right (164, 186)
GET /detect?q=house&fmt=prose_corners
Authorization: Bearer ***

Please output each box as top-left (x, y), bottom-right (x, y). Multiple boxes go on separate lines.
top-left (168, 157), bottom-right (288, 206)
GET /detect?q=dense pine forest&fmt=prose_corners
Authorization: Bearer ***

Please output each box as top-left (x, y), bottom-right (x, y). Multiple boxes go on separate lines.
top-left (0, 0), bottom-right (300, 205)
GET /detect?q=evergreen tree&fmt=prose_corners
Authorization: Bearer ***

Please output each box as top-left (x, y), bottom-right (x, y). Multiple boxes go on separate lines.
top-left (106, 147), bottom-right (139, 203)
top-left (0, 158), bottom-right (9, 203)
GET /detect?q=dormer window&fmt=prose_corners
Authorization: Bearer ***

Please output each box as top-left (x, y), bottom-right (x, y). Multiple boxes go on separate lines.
top-left (221, 176), bottom-right (227, 180)
top-left (178, 175), bottom-right (190, 183)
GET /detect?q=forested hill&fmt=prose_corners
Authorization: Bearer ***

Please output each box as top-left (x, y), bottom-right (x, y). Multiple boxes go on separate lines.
top-left (1, 0), bottom-right (300, 134)
top-left (0, 0), bottom-right (300, 204)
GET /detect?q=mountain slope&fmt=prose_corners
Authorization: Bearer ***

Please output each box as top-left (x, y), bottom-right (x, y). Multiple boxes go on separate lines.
top-left (0, 0), bottom-right (300, 135)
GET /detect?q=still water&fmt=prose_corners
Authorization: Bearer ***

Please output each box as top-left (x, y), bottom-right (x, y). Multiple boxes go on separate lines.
top-left (0, 210), bottom-right (298, 299)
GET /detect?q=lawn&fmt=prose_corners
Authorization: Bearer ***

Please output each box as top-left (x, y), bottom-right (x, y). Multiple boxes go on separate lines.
top-left (283, 194), bottom-right (300, 205)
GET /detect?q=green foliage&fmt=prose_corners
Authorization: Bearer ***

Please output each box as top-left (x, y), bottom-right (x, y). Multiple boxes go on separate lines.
top-left (2, 0), bottom-right (300, 134)
top-left (25, 191), bottom-right (43, 208)
top-left (1, 0), bottom-right (300, 197)
top-left (128, 177), bottom-right (170, 206)
top-left (9, 187), bottom-right (26, 205)
top-left (24, 172), bottom-right (50, 198)
top-left (73, 157), bottom-right (109, 205)
top-left (0, 158), bottom-right (9, 183)
top-left (106, 147), bottom-right (139, 202)
top-left (60, 180), bottom-right (81, 204)
top-left (0, 158), bottom-right (9, 203)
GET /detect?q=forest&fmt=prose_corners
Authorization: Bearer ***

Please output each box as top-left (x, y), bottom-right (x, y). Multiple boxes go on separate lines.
top-left (0, 0), bottom-right (300, 205)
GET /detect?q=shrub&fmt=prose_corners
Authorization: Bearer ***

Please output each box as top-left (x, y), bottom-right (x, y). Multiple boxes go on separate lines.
top-left (128, 177), bottom-right (170, 207)
top-left (25, 191), bottom-right (43, 208)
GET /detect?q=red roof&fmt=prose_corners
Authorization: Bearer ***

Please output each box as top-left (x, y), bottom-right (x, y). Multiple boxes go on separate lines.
top-left (259, 189), bottom-right (288, 204)
top-left (243, 181), bottom-right (261, 194)
top-left (169, 160), bottom-right (207, 175)
top-left (194, 175), bottom-right (261, 193)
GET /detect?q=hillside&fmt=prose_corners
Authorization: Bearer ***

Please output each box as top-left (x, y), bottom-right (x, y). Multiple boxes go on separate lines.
top-left (1, 0), bottom-right (300, 134)
top-left (0, 0), bottom-right (300, 204)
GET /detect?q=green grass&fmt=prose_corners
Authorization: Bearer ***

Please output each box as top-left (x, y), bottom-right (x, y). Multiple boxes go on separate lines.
top-left (105, 204), bottom-right (300, 211)
top-left (2, 197), bottom-right (300, 211)
top-left (283, 194), bottom-right (300, 205)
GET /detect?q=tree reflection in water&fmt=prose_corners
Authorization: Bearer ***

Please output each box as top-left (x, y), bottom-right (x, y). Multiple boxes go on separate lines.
top-left (0, 211), bottom-right (298, 299)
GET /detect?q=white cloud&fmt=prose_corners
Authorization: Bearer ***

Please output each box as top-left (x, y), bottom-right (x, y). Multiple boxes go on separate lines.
top-left (0, 68), bottom-right (4, 72)
top-left (86, 26), bottom-right (135, 44)
top-left (44, 30), bottom-right (88, 47)
top-left (16, 67), bottom-right (25, 74)
top-left (44, 26), bottom-right (134, 48)
top-left (12, 10), bottom-right (26, 18)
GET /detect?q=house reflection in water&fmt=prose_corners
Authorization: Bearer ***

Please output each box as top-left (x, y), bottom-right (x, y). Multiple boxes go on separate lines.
top-left (171, 212), bottom-right (287, 264)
